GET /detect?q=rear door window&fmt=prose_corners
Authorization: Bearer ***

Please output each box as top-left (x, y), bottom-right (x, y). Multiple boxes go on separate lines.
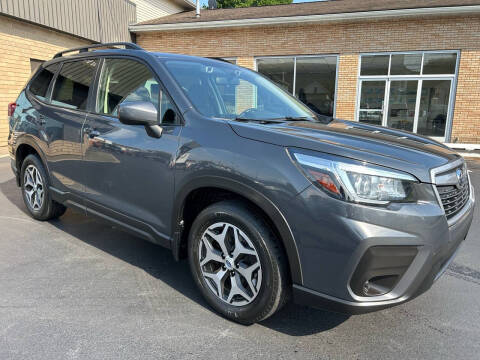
top-left (29, 63), bottom-right (60, 101)
top-left (51, 59), bottom-right (97, 110)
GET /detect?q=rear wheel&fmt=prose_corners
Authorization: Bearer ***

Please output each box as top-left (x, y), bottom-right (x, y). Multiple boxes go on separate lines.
top-left (21, 154), bottom-right (66, 221)
top-left (188, 200), bottom-right (289, 324)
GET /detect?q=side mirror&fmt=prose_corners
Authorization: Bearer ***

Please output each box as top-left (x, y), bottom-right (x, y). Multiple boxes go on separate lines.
top-left (118, 101), bottom-right (162, 138)
top-left (118, 101), bottom-right (158, 126)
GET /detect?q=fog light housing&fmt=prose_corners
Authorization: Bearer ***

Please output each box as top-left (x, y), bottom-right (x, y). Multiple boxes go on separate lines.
top-left (350, 246), bottom-right (418, 297)
top-left (362, 275), bottom-right (400, 296)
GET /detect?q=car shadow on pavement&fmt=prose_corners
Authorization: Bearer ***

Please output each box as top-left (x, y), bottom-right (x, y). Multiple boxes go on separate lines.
top-left (0, 176), bottom-right (31, 217)
top-left (0, 177), bottom-right (349, 336)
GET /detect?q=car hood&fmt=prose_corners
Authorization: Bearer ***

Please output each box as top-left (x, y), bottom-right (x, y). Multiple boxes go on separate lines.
top-left (228, 119), bottom-right (461, 183)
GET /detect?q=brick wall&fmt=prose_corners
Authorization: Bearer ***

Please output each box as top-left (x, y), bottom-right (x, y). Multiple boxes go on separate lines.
top-left (137, 15), bottom-right (480, 143)
top-left (0, 15), bottom-right (90, 152)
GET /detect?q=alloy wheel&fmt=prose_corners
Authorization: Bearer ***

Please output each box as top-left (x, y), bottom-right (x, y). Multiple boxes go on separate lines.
top-left (23, 164), bottom-right (44, 211)
top-left (198, 222), bottom-right (262, 306)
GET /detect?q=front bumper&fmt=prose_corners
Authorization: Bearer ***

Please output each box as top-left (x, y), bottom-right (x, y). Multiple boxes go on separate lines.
top-left (286, 179), bottom-right (475, 314)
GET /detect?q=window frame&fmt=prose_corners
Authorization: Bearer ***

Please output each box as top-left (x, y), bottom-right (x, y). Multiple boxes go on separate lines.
top-left (355, 50), bottom-right (460, 142)
top-left (90, 55), bottom-right (184, 126)
top-left (47, 57), bottom-right (100, 113)
top-left (358, 50), bottom-right (460, 78)
top-left (254, 54), bottom-right (339, 117)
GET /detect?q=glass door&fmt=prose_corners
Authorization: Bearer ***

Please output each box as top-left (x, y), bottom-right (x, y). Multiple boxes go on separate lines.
top-left (417, 79), bottom-right (452, 139)
top-left (357, 78), bottom-right (453, 141)
top-left (358, 80), bottom-right (386, 126)
top-left (386, 80), bottom-right (419, 132)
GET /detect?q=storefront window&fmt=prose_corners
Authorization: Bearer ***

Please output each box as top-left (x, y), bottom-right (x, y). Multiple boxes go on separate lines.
top-left (357, 51), bottom-right (458, 140)
top-left (390, 54), bottom-right (422, 75)
top-left (256, 58), bottom-right (294, 93)
top-left (422, 53), bottom-right (457, 74)
top-left (360, 55), bottom-right (389, 76)
top-left (256, 55), bottom-right (337, 116)
top-left (222, 58), bottom-right (237, 65)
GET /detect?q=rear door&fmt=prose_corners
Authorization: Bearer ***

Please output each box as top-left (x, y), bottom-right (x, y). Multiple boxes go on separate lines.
top-left (42, 58), bottom-right (98, 200)
top-left (82, 57), bottom-right (182, 243)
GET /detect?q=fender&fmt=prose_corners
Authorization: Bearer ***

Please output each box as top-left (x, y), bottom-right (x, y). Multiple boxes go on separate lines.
top-left (12, 134), bottom-right (51, 186)
top-left (172, 175), bottom-right (304, 285)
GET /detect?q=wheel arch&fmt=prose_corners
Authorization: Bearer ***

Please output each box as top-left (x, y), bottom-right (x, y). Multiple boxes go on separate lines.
top-left (14, 139), bottom-right (49, 187)
top-left (172, 176), bottom-right (303, 285)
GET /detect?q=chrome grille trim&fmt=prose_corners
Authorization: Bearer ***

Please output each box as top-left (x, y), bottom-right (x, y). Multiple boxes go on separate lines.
top-left (430, 158), bottom-right (474, 225)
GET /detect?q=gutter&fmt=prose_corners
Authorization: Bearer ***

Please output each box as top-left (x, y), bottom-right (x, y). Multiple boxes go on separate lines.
top-left (130, 5), bottom-right (480, 32)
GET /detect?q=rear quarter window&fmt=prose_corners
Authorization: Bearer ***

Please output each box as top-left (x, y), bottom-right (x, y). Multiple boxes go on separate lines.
top-left (29, 63), bottom-right (60, 101)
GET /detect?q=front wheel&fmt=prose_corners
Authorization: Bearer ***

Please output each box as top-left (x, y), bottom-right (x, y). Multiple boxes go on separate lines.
top-left (188, 200), bottom-right (289, 324)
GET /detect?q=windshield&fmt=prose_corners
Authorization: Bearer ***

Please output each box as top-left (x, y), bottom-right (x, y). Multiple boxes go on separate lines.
top-left (162, 58), bottom-right (317, 121)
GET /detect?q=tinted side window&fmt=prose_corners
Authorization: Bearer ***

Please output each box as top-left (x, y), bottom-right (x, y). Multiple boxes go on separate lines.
top-left (158, 88), bottom-right (177, 124)
top-left (29, 63), bottom-right (60, 101)
top-left (51, 59), bottom-right (97, 110)
top-left (96, 58), bottom-right (160, 116)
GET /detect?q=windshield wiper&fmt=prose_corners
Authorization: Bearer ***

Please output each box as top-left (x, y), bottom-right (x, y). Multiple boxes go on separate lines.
top-left (269, 116), bottom-right (312, 121)
top-left (234, 117), bottom-right (285, 124)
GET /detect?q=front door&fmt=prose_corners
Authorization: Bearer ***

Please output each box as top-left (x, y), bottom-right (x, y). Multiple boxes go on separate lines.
top-left (82, 57), bottom-right (181, 242)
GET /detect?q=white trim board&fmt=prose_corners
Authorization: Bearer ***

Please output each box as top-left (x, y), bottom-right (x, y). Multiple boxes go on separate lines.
top-left (130, 5), bottom-right (480, 32)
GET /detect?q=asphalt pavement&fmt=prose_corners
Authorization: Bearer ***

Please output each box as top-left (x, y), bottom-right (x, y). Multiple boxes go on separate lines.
top-left (0, 156), bottom-right (479, 360)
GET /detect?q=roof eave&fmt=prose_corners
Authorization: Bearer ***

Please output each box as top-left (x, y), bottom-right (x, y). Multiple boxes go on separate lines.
top-left (130, 5), bottom-right (480, 32)
top-left (174, 0), bottom-right (196, 10)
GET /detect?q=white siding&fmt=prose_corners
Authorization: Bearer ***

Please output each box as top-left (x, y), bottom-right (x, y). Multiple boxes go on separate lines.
top-left (0, 0), bottom-right (136, 42)
top-left (130, 0), bottom-right (184, 22)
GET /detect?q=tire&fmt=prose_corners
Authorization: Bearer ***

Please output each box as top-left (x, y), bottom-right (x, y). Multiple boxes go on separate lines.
top-left (20, 154), bottom-right (66, 221)
top-left (188, 200), bottom-right (289, 324)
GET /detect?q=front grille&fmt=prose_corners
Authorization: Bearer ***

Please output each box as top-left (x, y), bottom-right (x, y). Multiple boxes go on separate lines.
top-left (436, 175), bottom-right (470, 219)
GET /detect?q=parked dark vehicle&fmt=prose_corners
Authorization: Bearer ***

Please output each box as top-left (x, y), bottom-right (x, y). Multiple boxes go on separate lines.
top-left (8, 43), bottom-right (475, 324)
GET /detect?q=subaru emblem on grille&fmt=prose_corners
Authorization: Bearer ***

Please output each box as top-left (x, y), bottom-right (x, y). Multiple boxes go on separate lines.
top-left (456, 168), bottom-right (462, 181)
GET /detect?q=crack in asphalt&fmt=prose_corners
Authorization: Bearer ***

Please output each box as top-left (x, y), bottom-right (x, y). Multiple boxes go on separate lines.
top-left (446, 262), bottom-right (480, 285)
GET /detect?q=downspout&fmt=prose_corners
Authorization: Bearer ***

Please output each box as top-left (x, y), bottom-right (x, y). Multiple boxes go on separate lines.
top-left (196, 0), bottom-right (200, 17)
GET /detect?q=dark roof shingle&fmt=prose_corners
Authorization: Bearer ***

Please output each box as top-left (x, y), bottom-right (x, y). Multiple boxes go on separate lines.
top-left (136, 0), bottom-right (480, 26)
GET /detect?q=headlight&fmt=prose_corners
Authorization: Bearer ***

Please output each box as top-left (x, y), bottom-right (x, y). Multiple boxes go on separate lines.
top-left (290, 150), bottom-right (418, 205)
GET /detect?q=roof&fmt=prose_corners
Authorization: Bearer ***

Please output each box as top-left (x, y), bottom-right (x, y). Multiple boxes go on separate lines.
top-left (131, 0), bottom-right (480, 30)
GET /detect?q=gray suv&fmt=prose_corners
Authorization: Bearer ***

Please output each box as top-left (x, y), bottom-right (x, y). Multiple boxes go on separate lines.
top-left (7, 43), bottom-right (475, 324)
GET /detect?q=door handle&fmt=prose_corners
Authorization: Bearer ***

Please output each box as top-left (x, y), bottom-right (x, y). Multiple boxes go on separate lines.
top-left (38, 115), bottom-right (46, 126)
top-left (88, 130), bottom-right (101, 138)
top-left (84, 126), bottom-right (100, 138)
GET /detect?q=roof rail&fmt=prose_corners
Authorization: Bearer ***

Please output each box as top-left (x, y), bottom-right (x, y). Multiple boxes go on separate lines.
top-left (53, 42), bottom-right (143, 59)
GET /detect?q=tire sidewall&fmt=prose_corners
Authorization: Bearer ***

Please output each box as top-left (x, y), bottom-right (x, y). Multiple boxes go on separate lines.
top-left (188, 203), bottom-right (282, 324)
top-left (21, 155), bottom-right (52, 220)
